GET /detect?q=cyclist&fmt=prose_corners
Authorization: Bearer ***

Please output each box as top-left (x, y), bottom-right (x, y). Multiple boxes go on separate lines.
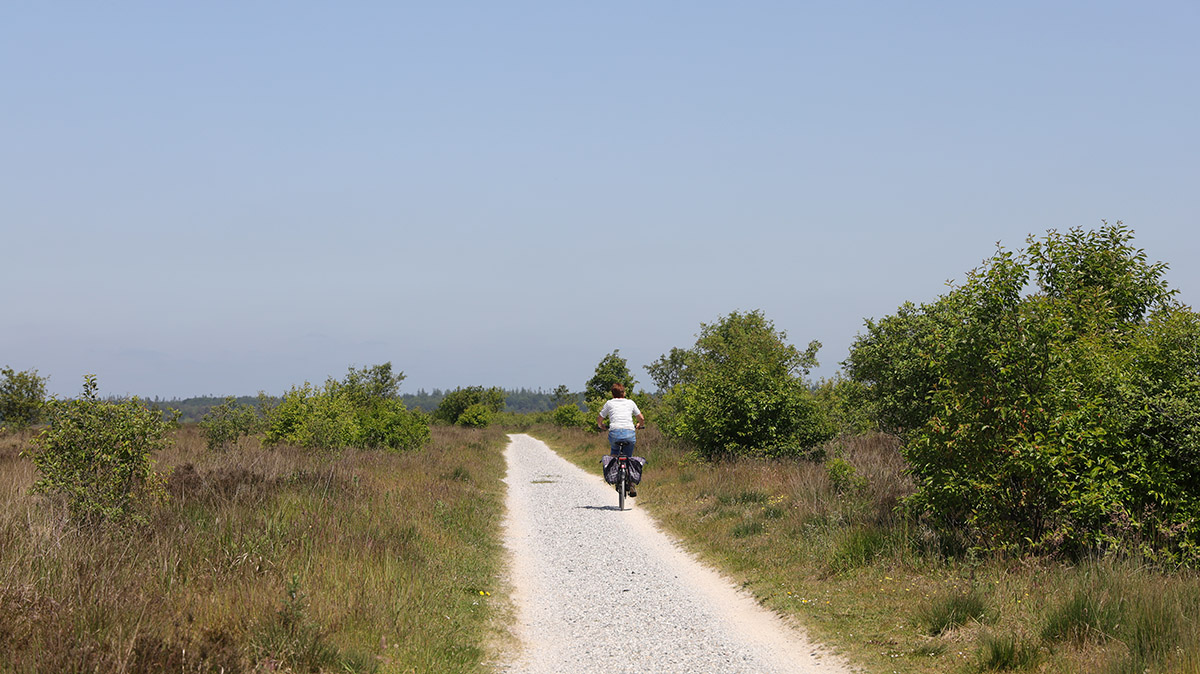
top-left (597, 383), bottom-right (645, 496)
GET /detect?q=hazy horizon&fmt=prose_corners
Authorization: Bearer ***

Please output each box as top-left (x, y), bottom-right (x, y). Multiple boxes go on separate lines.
top-left (5, 3), bottom-right (1197, 399)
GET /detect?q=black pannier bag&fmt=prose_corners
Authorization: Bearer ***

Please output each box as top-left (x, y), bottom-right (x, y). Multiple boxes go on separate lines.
top-left (601, 455), bottom-right (646, 484)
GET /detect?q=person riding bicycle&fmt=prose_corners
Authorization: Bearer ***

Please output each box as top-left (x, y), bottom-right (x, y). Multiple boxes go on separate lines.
top-left (597, 383), bottom-right (645, 496)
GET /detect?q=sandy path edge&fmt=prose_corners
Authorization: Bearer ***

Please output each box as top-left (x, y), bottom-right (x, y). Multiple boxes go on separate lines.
top-left (496, 433), bottom-right (854, 674)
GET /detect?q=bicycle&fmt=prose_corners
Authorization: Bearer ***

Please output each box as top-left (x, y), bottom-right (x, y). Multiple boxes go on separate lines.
top-left (603, 438), bottom-right (642, 511)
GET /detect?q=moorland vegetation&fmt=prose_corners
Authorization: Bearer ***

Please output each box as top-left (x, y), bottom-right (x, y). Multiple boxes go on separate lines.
top-left (3, 223), bottom-right (1199, 673)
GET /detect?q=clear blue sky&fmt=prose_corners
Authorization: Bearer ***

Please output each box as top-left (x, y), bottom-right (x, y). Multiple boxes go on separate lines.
top-left (3, 2), bottom-right (1198, 399)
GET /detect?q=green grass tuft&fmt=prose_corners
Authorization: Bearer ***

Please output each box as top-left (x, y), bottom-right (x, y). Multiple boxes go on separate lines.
top-left (827, 526), bottom-right (889, 573)
top-left (976, 630), bottom-right (1041, 671)
top-left (921, 586), bottom-right (991, 636)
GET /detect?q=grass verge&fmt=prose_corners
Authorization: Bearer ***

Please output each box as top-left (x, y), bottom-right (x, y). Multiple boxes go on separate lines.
top-left (0, 424), bottom-right (511, 673)
top-left (530, 424), bottom-right (1200, 674)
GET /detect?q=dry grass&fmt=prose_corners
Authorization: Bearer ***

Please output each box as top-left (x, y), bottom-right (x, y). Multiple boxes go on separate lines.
top-left (0, 424), bottom-right (511, 673)
top-left (533, 424), bottom-right (1200, 674)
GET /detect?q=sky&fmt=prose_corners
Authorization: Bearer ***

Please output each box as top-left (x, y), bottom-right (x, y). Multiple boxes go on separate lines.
top-left (3, 2), bottom-right (1198, 399)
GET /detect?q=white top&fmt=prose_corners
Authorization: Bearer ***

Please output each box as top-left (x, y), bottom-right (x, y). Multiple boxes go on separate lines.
top-left (599, 398), bottom-right (642, 430)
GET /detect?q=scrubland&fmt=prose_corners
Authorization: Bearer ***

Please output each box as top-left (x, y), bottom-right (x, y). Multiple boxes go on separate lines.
top-left (6, 418), bottom-right (1200, 674)
top-left (0, 425), bottom-right (510, 673)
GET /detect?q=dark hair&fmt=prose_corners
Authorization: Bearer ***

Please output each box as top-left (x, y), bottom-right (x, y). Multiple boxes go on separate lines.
top-left (610, 383), bottom-right (626, 398)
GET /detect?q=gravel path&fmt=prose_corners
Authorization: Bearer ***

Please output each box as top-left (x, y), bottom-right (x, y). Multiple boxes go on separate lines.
top-left (498, 434), bottom-right (851, 674)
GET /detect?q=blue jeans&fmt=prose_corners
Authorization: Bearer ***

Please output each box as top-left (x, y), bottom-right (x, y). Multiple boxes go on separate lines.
top-left (608, 428), bottom-right (636, 457)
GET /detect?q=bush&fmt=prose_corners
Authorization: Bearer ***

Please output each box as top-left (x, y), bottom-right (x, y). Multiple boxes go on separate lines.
top-left (432, 386), bottom-right (505, 426)
top-left (844, 301), bottom-right (947, 436)
top-left (457, 403), bottom-right (493, 428)
top-left (0, 366), bottom-right (47, 430)
top-left (27, 375), bottom-right (170, 523)
top-left (264, 364), bottom-right (428, 452)
top-left (356, 398), bottom-right (430, 450)
top-left (811, 375), bottom-right (876, 436)
top-left (199, 396), bottom-right (262, 451)
top-left (657, 310), bottom-right (833, 458)
top-left (552, 403), bottom-right (589, 428)
top-left (849, 224), bottom-right (1200, 562)
top-left (825, 457), bottom-right (867, 494)
top-left (264, 383), bottom-right (359, 451)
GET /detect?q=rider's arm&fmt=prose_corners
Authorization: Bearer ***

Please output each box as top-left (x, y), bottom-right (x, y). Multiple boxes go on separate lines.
top-left (597, 413), bottom-right (608, 430)
top-left (635, 412), bottom-right (645, 429)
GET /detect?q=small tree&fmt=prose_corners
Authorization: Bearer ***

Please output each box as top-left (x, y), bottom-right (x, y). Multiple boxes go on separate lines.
top-left (843, 301), bottom-right (948, 436)
top-left (1, 366), bottom-right (47, 430)
top-left (457, 403), bottom-right (493, 428)
top-left (552, 384), bottom-right (576, 408)
top-left (200, 396), bottom-right (262, 451)
top-left (28, 375), bottom-right (170, 524)
top-left (341, 362), bottom-right (404, 403)
top-left (552, 403), bottom-right (589, 428)
top-left (432, 386), bottom-right (505, 426)
top-left (263, 364), bottom-right (428, 452)
top-left (659, 310), bottom-right (832, 458)
top-left (851, 224), bottom-right (1200, 562)
top-left (586, 350), bottom-right (636, 402)
top-left (811, 375), bottom-right (876, 437)
top-left (645, 347), bottom-right (690, 394)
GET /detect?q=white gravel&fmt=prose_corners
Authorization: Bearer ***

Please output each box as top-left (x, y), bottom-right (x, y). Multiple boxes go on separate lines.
top-left (497, 434), bottom-right (852, 674)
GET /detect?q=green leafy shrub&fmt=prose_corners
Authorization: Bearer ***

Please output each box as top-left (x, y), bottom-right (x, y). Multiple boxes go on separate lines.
top-left (657, 310), bottom-right (833, 458)
top-left (264, 363), bottom-right (428, 452)
top-left (27, 375), bottom-right (170, 523)
top-left (356, 398), bottom-right (430, 450)
top-left (552, 403), bottom-right (589, 428)
top-left (811, 375), bottom-right (876, 436)
top-left (264, 382), bottom-right (359, 450)
top-left (848, 224), bottom-right (1200, 562)
top-left (457, 403), bottom-right (493, 428)
top-left (0, 366), bottom-right (47, 430)
top-left (825, 457), bottom-right (867, 494)
top-left (844, 300), bottom-right (949, 436)
top-left (199, 396), bottom-right (262, 451)
top-left (432, 386), bottom-right (505, 426)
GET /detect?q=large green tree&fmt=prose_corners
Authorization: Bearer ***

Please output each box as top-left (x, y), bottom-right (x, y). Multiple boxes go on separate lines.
top-left (849, 224), bottom-right (1200, 562)
top-left (657, 310), bottom-right (832, 458)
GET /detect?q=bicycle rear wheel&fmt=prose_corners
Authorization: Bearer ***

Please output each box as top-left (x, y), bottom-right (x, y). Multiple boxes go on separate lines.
top-left (617, 468), bottom-right (626, 511)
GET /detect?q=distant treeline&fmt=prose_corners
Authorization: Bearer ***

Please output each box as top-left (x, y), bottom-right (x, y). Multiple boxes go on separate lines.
top-left (401, 387), bottom-right (576, 414)
top-left (151, 388), bottom-right (574, 423)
